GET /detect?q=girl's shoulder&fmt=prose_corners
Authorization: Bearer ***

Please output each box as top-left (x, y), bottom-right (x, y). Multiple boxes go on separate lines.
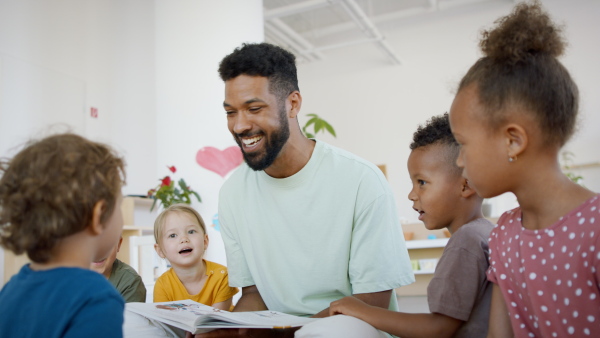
top-left (204, 260), bottom-right (229, 275)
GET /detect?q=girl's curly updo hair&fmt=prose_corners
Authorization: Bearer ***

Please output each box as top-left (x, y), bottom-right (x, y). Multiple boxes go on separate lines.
top-left (458, 0), bottom-right (578, 147)
top-left (0, 133), bottom-right (126, 263)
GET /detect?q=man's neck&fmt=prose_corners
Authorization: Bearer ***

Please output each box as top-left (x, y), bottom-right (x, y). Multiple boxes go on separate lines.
top-left (264, 136), bottom-right (316, 178)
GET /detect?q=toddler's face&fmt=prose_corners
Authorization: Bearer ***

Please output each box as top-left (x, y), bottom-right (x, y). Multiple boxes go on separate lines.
top-left (407, 144), bottom-right (462, 232)
top-left (156, 211), bottom-right (208, 268)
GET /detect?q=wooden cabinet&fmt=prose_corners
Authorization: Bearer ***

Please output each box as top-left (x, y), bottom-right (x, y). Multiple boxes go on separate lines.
top-left (118, 197), bottom-right (156, 265)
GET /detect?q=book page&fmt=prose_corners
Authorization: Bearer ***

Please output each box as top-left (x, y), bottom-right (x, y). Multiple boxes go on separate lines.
top-left (126, 300), bottom-right (318, 334)
top-left (127, 300), bottom-right (216, 332)
top-left (201, 310), bottom-right (317, 327)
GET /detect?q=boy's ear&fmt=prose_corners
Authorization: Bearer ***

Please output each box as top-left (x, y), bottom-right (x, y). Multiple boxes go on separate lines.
top-left (116, 236), bottom-right (123, 253)
top-left (504, 123), bottom-right (528, 159)
top-left (154, 243), bottom-right (166, 259)
top-left (460, 178), bottom-right (477, 198)
top-left (89, 200), bottom-right (107, 236)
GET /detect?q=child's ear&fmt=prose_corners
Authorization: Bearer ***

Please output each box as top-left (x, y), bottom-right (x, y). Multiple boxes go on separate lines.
top-left (89, 200), bottom-right (107, 235)
top-left (460, 178), bottom-right (477, 198)
top-left (154, 243), bottom-right (166, 259)
top-left (116, 236), bottom-right (123, 253)
top-left (504, 123), bottom-right (528, 160)
top-left (204, 233), bottom-right (209, 251)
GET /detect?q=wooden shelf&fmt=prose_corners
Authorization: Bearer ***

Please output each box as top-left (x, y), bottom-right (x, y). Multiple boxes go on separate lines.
top-left (123, 225), bottom-right (154, 231)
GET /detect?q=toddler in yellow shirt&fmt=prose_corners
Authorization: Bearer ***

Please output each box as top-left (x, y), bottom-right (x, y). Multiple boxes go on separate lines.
top-left (153, 204), bottom-right (238, 310)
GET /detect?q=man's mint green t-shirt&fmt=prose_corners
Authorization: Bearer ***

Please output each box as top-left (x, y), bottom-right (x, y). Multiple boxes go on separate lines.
top-left (219, 140), bottom-right (414, 316)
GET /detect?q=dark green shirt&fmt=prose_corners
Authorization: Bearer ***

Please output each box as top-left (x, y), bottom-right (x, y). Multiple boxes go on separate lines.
top-left (108, 259), bottom-right (146, 303)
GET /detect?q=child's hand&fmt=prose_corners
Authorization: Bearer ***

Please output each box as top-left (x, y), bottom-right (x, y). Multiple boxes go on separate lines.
top-left (329, 296), bottom-right (371, 318)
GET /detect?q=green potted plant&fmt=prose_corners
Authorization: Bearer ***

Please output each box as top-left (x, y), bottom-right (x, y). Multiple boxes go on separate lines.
top-left (147, 165), bottom-right (201, 211)
top-left (302, 114), bottom-right (336, 139)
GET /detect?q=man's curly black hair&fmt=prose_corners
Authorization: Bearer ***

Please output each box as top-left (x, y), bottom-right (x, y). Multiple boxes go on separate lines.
top-left (410, 113), bottom-right (461, 174)
top-left (218, 43), bottom-right (299, 102)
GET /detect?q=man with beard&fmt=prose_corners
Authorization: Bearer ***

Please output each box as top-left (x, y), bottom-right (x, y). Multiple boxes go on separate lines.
top-left (214, 43), bottom-right (414, 337)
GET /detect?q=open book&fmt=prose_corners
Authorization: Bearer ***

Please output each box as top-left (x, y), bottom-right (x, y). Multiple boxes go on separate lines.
top-left (126, 300), bottom-right (318, 334)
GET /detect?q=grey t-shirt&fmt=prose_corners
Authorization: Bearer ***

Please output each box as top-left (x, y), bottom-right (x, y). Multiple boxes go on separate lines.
top-left (428, 218), bottom-right (494, 338)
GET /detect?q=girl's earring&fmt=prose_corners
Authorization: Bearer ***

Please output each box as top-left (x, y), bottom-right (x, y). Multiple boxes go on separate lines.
top-left (509, 155), bottom-right (517, 162)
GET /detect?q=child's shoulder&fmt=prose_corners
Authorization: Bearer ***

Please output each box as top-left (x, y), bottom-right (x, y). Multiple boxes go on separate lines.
top-left (450, 218), bottom-right (495, 246)
top-left (5, 265), bottom-right (121, 302)
top-left (204, 260), bottom-right (229, 275)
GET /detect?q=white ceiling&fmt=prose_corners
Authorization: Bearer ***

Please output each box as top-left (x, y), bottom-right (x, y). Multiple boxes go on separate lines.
top-left (263, 0), bottom-right (514, 64)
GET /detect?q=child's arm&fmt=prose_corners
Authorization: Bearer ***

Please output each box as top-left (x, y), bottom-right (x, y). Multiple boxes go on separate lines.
top-left (153, 278), bottom-right (171, 303)
top-left (330, 296), bottom-right (462, 338)
top-left (212, 298), bottom-right (233, 311)
top-left (487, 284), bottom-right (513, 338)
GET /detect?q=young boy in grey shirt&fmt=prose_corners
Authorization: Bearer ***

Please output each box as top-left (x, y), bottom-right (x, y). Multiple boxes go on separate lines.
top-left (329, 113), bottom-right (494, 337)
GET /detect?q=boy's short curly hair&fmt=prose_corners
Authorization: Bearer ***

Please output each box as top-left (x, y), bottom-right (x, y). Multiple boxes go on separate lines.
top-left (0, 133), bottom-right (126, 263)
top-left (218, 43), bottom-right (299, 102)
top-left (410, 113), bottom-right (461, 175)
top-left (153, 204), bottom-right (207, 246)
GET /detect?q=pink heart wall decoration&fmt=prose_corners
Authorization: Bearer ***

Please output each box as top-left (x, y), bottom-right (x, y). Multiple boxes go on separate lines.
top-left (196, 146), bottom-right (243, 178)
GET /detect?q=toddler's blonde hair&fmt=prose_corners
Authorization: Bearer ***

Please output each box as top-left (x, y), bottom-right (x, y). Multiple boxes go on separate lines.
top-left (153, 204), bottom-right (207, 245)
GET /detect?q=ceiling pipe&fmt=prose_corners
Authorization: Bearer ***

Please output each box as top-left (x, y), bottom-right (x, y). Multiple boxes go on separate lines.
top-left (263, 0), bottom-right (403, 64)
top-left (265, 30), bottom-right (312, 63)
top-left (264, 0), bottom-right (340, 20)
top-left (264, 21), bottom-right (318, 63)
top-left (311, 37), bottom-right (383, 52)
top-left (339, 0), bottom-right (402, 64)
top-left (268, 17), bottom-right (325, 60)
top-left (300, 0), bottom-right (502, 40)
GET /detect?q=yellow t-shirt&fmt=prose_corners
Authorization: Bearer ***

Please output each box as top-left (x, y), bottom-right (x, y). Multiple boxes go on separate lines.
top-left (153, 260), bottom-right (238, 306)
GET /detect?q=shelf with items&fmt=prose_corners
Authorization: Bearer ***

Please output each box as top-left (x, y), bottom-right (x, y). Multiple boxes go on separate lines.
top-left (119, 196), bottom-right (168, 302)
top-left (405, 238), bottom-right (449, 250)
top-left (117, 196), bottom-right (157, 266)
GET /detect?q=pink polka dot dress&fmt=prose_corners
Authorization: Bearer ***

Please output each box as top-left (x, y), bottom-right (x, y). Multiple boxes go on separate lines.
top-left (487, 194), bottom-right (600, 337)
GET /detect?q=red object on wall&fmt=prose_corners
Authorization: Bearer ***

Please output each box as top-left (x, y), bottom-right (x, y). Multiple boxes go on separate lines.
top-left (90, 107), bottom-right (98, 118)
top-left (196, 146), bottom-right (243, 178)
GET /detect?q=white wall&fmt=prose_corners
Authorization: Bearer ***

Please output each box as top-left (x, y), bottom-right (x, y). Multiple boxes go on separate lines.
top-left (0, 0), bottom-right (158, 283)
top-left (0, 0), bottom-right (157, 194)
top-left (155, 0), bottom-right (263, 265)
top-left (0, 0), bottom-right (263, 281)
top-left (297, 0), bottom-right (600, 223)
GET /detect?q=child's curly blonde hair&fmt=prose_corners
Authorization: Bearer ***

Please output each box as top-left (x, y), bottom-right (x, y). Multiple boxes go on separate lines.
top-left (0, 133), bottom-right (126, 263)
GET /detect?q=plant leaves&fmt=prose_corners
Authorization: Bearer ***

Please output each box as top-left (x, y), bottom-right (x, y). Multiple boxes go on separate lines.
top-left (192, 191), bottom-right (202, 202)
top-left (314, 119), bottom-right (324, 134)
top-left (301, 113), bottom-right (336, 139)
top-left (323, 121), bottom-right (336, 137)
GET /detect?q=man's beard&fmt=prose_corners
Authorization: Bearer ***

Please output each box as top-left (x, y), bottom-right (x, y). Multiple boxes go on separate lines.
top-left (235, 106), bottom-right (290, 171)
